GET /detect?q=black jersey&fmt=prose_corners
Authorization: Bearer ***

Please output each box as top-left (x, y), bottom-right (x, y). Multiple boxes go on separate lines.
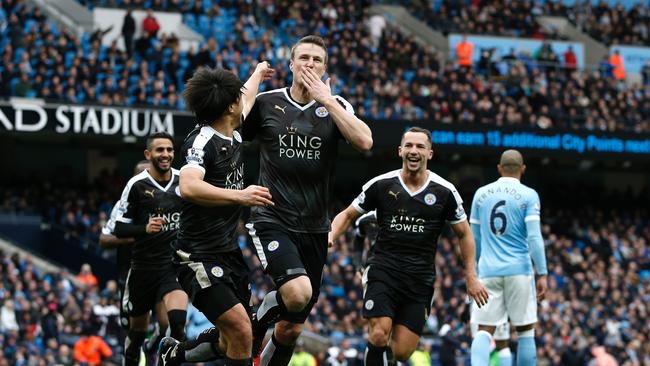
top-left (174, 125), bottom-right (244, 261)
top-left (115, 169), bottom-right (182, 270)
top-left (352, 170), bottom-right (467, 285)
top-left (243, 87), bottom-right (355, 233)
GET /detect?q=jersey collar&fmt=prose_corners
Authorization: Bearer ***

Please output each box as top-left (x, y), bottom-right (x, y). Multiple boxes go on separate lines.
top-left (283, 88), bottom-right (316, 111)
top-left (398, 171), bottom-right (432, 197)
top-left (497, 177), bottom-right (520, 184)
top-left (202, 125), bottom-right (234, 145)
top-left (145, 169), bottom-right (175, 192)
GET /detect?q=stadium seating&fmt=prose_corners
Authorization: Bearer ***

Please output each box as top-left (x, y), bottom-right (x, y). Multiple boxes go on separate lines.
top-left (1, 0), bottom-right (649, 132)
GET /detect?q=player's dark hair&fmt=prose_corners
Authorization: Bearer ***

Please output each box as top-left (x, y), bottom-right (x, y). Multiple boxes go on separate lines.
top-left (183, 67), bottom-right (244, 126)
top-left (290, 35), bottom-right (328, 63)
top-left (146, 131), bottom-right (174, 150)
top-left (401, 127), bottom-right (432, 147)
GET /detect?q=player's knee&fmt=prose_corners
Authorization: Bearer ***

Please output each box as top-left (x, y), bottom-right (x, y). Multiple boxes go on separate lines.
top-left (280, 277), bottom-right (312, 312)
top-left (368, 325), bottom-right (390, 346)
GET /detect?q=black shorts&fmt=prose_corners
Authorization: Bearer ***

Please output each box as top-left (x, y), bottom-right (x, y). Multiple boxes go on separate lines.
top-left (122, 266), bottom-right (183, 317)
top-left (246, 221), bottom-right (328, 323)
top-left (175, 249), bottom-right (251, 322)
top-left (362, 265), bottom-right (434, 336)
top-left (118, 276), bottom-right (130, 329)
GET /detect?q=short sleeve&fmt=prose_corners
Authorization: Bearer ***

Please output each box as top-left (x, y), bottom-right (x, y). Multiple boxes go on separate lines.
top-left (102, 201), bottom-right (122, 235)
top-left (242, 98), bottom-right (262, 141)
top-left (469, 189), bottom-right (480, 225)
top-left (115, 184), bottom-right (138, 224)
top-left (334, 95), bottom-right (355, 115)
top-left (352, 180), bottom-right (379, 214)
top-left (524, 190), bottom-right (541, 222)
top-left (180, 133), bottom-right (215, 176)
top-left (444, 188), bottom-right (467, 224)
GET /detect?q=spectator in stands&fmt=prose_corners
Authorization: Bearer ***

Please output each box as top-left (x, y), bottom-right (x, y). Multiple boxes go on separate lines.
top-left (455, 34), bottom-right (473, 70)
top-left (609, 50), bottom-right (625, 81)
top-left (73, 325), bottom-right (113, 366)
top-left (642, 61), bottom-right (650, 86)
top-left (122, 9), bottom-right (136, 57)
top-left (408, 341), bottom-right (433, 366)
top-left (591, 346), bottom-right (618, 366)
top-left (14, 73), bottom-right (32, 97)
top-left (142, 9), bottom-right (160, 38)
top-left (76, 263), bottom-right (98, 288)
top-left (0, 299), bottom-right (19, 332)
top-left (564, 45), bottom-right (577, 72)
top-left (289, 339), bottom-right (317, 366)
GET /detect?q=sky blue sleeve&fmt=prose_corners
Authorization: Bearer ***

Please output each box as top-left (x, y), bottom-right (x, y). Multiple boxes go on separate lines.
top-left (526, 219), bottom-right (547, 275)
top-left (471, 222), bottom-right (481, 266)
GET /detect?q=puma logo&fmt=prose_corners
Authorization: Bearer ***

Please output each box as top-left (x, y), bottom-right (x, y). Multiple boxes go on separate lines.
top-left (144, 189), bottom-right (155, 198)
top-left (274, 105), bottom-right (287, 114)
top-left (389, 190), bottom-right (400, 200)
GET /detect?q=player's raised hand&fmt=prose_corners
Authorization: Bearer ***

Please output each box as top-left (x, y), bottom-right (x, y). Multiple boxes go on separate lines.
top-left (300, 67), bottom-right (332, 104)
top-left (466, 275), bottom-right (489, 308)
top-left (254, 61), bottom-right (275, 81)
top-left (238, 185), bottom-right (274, 207)
top-left (536, 275), bottom-right (548, 302)
top-left (146, 216), bottom-right (165, 234)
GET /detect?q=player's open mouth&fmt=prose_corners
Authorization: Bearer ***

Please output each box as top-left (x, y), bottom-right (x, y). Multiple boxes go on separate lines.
top-left (407, 156), bottom-right (420, 162)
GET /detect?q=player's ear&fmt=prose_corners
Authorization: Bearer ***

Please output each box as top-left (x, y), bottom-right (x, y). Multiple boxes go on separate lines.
top-left (144, 149), bottom-right (151, 160)
top-left (428, 148), bottom-right (433, 160)
top-left (521, 164), bottom-right (526, 176)
top-left (398, 145), bottom-right (402, 157)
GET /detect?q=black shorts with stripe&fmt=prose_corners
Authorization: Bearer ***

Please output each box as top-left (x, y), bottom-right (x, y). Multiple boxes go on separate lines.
top-left (362, 265), bottom-right (435, 336)
top-left (122, 266), bottom-right (183, 317)
top-left (174, 249), bottom-right (251, 321)
top-left (246, 221), bottom-right (328, 323)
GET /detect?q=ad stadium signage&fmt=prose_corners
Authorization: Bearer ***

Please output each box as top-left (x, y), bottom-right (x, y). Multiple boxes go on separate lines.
top-left (0, 101), bottom-right (188, 137)
top-left (428, 128), bottom-right (650, 155)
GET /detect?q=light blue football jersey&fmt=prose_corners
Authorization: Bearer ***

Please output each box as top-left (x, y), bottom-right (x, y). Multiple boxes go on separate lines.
top-left (470, 177), bottom-right (541, 277)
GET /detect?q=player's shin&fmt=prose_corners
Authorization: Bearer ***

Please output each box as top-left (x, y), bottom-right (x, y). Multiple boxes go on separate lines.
top-left (259, 334), bottom-right (294, 366)
top-left (470, 330), bottom-right (492, 366)
top-left (498, 347), bottom-right (513, 366)
top-left (124, 330), bottom-right (147, 366)
top-left (167, 309), bottom-right (187, 341)
top-left (516, 329), bottom-right (536, 366)
top-left (365, 343), bottom-right (393, 366)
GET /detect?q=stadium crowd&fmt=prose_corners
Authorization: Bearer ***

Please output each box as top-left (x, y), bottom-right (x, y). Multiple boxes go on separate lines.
top-left (2, 0), bottom-right (650, 132)
top-left (403, 0), bottom-right (567, 39)
top-left (567, 1), bottom-right (650, 47)
top-left (1, 180), bottom-right (649, 365)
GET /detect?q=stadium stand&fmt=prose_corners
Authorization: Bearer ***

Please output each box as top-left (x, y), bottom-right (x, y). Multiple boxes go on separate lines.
top-left (567, 1), bottom-right (650, 46)
top-left (401, 0), bottom-right (567, 39)
top-left (1, 0), bottom-right (649, 132)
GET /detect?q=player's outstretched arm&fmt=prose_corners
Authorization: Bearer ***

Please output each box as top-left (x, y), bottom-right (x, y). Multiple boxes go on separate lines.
top-left (242, 61), bottom-right (275, 118)
top-left (180, 167), bottom-right (273, 207)
top-left (329, 205), bottom-right (363, 248)
top-left (451, 220), bottom-right (489, 307)
top-left (300, 68), bottom-right (373, 151)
